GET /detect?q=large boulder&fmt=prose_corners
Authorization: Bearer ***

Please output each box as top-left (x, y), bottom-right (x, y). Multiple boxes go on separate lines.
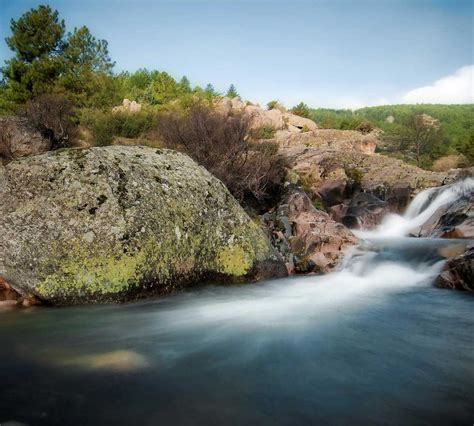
top-left (0, 146), bottom-right (286, 305)
top-left (0, 117), bottom-right (50, 163)
top-left (263, 186), bottom-right (357, 274)
top-left (283, 113), bottom-right (318, 131)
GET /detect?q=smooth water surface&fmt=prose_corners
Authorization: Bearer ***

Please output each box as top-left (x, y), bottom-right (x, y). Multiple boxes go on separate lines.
top-left (0, 243), bottom-right (473, 425)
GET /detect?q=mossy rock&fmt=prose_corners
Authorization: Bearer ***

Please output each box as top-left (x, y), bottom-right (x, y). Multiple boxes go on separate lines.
top-left (0, 146), bottom-right (286, 305)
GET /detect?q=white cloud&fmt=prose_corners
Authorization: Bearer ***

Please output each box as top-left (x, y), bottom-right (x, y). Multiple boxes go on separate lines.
top-left (401, 65), bottom-right (474, 104)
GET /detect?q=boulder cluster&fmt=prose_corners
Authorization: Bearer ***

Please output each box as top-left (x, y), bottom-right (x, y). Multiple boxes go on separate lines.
top-left (215, 96), bottom-right (318, 133)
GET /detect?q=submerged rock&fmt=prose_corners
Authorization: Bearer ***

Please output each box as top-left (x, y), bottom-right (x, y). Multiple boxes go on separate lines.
top-left (53, 350), bottom-right (150, 372)
top-left (0, 146), bottom-right (286, 305)
top-left (263, 186), bottom-right (357, 273)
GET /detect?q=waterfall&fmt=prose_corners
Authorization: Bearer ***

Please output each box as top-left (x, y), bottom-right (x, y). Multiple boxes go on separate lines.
top-left (354, 177), bottom-right (474, 239)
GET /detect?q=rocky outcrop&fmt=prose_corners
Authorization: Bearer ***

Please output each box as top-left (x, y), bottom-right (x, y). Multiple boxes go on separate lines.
top-left (276, 128), bottom-right (378, 155)
top-left (112, 99), bottom-right (142, 113)
top-left (263, 186), bottom-right (357, 274)
top-left (436, 245), bottom-right (473, 291)
top-left (0, 146), bottom-right (286, 305)
top-left (282, 146), bottom-right (449, 228)
top-left (0, 117), bottom-right (50, 163)
top-left (214, 96), bottom-right (318, 133)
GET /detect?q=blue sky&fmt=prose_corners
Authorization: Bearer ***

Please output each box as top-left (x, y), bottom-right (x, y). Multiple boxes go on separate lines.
top-left (0, 0), bottom-right (472, 108)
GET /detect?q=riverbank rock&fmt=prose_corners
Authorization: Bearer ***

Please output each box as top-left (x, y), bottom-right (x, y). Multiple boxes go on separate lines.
top-left (0, 146), bottom-right (286, 305)
top-left (0, 117), bottom-right (50, 164)
top-left (263, 186), bottom-right (357, 274)
top-left (436, 245), bottom-right (473, 291)
top-left (282, 146), bottom-right (450, 229)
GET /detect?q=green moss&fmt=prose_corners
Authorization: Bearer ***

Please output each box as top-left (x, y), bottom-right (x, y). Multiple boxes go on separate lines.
top-left (217, 244), bottom-right (252, 276)
top-left (37, 246), bottom-right (146, 299)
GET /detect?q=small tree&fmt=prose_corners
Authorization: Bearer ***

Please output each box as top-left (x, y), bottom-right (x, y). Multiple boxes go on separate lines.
top-left (1, 5), bottom-right (65, 104)
top-left (226, 84), bottom-right (239, 98)
top-left (291, 102), bottom-right (311, 118)
top-left (267, 100), bottom-right (278, 110)
top-left (22, 94), bottom-right (78, 149)
top-left (57, 26), bottom-right (115, 106)
top-left (178, 76), bottom-right (192, 93)
top-left (156, 103), bottom-right (286, 203)
top-left (150, 72), bottom-right (179, 105)
top-left (204, 83), bottom-right (219, 97)
top-left (384, 113), bottom-right (442, 167)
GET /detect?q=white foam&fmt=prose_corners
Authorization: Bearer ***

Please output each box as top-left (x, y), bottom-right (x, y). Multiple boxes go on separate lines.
top-left (355, 177), bottom-right (474, 239)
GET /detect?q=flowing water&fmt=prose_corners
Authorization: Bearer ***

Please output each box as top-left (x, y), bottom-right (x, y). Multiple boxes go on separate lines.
top-left (1, 180), bottom-right (473, 426)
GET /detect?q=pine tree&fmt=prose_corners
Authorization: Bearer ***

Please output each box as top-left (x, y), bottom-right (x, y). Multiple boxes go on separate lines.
top-left (226, 84), bottom-right (239, 98)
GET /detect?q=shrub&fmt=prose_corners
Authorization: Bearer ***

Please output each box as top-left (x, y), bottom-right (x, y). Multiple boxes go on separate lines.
top-left (252, 124), bottom-right (276, 140)
top-left (345, 167), bottom-right (364, 186)
top-left (0, 120), bottom-right (14, 163)
top-left (356, 120), bottom-right (374, 134)
top-left (156, 102), bottom-right (287, 204)
top-left (22, 94), bottom-right (78, 149)
top-left (82, 109), bottom-right (155, 146)
top-left (291, 102), bottom-right (310, 118)
top-left (301, 124), bottom-right (311, 133)
top-left (267, 100), bottom-right (278, 110)
top-left (267, 101), bottom-right (286, 112)
top-left (432, 154), bottom-right (470, 171)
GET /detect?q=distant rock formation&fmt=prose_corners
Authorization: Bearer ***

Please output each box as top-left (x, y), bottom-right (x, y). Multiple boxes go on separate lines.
top-left (215, 96), bottom-right (318, 133)
top-left (275, 128), bottom-right (378, 155)
top-left (112, 99), bottom-right (142, 113)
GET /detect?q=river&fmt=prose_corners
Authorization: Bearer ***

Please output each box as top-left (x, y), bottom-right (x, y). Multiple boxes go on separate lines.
top-left (0, 180), bottom-right (473, 425)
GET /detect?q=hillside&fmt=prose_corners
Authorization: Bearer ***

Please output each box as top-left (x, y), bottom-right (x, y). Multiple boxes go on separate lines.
top-left (310, 104), bottom-right (474, 166)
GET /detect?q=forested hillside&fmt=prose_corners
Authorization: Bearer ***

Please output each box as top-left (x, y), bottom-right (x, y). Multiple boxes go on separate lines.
top-left (310, 105), bottom-right (474, 167)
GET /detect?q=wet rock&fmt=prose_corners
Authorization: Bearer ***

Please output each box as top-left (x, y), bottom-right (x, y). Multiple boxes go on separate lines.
top-left (281, 145), bottom-right (455, 228)
top-left (0, 146), bottom-right (286, 305)
top-left (340, 192), bottom-right (390, 229)
top-left (415, 179), bottom-right (473, 238)
top-left (263, 186), bottom-right (357, 273)
top-left (436, 245), bottom-right (473, 292)
top-left (0, 277), bottom-right (20, 307)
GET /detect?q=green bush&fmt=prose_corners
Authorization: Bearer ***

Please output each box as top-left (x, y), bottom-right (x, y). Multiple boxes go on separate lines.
top-left (81, 109), bottom-right (155, 146)
top-left (252, 124), bottom-right (276, 140)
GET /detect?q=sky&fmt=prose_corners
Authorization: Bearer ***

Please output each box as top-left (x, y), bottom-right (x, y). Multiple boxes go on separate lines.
top-left (0, 0), bottom-right (472, 109)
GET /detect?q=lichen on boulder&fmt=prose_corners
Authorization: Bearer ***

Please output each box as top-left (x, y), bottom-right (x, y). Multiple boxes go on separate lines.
top-left (0, 146), bottom-right (286, 305)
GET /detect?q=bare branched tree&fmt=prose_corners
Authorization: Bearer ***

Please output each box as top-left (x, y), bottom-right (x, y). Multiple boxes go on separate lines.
top-left (22, 94), bottom-right (78, 150)
top-left (157, 102), bottom-right (287, 204)
top-left (0, 120), bottom-right (15, 164)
